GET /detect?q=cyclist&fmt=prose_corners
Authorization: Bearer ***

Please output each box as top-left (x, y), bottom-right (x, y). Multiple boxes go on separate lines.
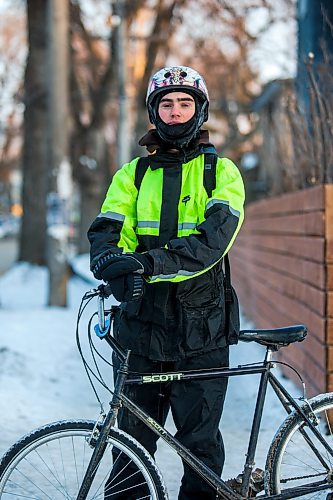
top-left (88, 65), bottom-right (245, 500)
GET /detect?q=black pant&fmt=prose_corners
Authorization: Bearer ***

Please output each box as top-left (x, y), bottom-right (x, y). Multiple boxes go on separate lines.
top-left (106, 348), bottom-right (229, 500)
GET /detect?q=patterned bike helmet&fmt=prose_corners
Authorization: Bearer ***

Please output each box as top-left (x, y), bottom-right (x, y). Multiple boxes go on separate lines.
top-left (146, 66), bottom-right (209, 147)
top-left (146, 65), bottom-right (209, 125)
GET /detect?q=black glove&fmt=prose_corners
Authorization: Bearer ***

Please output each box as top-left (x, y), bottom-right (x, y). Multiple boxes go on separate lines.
top-left (92, 251), bottom-right (154, 281)
top-left (108, 274), bottom-right (144, 302)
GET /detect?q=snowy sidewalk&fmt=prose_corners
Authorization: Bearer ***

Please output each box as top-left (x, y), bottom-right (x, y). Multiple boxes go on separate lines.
top-left (0, 260), bottom-right (301, 499)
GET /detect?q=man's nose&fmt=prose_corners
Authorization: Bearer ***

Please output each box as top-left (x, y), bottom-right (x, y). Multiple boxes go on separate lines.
top-left (171, 104), bottom-right (181, 116)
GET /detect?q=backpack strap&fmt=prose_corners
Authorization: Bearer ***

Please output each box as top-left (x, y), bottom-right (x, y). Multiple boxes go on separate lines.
top-left (134, 156), bottom-right (150, 191)
top-left (223, 253), bottom-right (232, 303)
top-left (136, 149), bottom-right (218, 196)
top-left (223, 252), bottom-right (232, 340)
top-left (203, 150), bottom-right (217, 198)
top-left (202, 149), bottom-right (233, 316)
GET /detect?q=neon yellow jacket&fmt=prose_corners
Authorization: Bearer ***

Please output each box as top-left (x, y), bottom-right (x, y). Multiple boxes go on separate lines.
top-left (88, 147), bottom-right (245, 359)
top-left (89, 153), bottom-right (244, 284)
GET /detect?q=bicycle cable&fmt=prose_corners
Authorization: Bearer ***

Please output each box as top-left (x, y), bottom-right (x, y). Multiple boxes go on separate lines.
top-left (87, 312), bottom-right (114, 370)
top-left (75, 293), bottom-right (114, 410)
top-left (87, 313), bottom-right (115, 392)
top-left (272, 360), bottom-right (307, 399)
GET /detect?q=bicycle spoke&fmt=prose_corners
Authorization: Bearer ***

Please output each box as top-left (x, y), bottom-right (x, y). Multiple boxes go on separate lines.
top-left (105, 479), bottom-right (149, 497)
top-left (0, 423), bottom-right (165, 499)
top-left (58, 435), bottom-right (70, 498)
top-left (10, 467), bottom-right (55, 500)
top-left (267, 395), bottom-right (333, 499)
top-left (2, 491), bottom-right (43, 499)
top-left (34, 445), bottom-right (71, 496)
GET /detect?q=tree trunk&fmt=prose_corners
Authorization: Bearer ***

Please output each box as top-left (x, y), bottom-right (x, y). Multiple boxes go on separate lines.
top-left (71, 126), bottom-right (111, 254)
top-left (132, 0), bottom-right (187, 156)
top-left (69, 2), bottom-right (116, 254)
top-left (19, 0), bottom-right (48, 265)
top-left (114, 0), bottom-right (130, 167)
top-left (47, 227), bottom-right (70, 307)
top-left (47, 0), bottom-right (70, 306)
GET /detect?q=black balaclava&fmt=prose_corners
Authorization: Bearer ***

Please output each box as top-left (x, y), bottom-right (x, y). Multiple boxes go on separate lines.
top-left (150, 90), bottom-right (208, 149)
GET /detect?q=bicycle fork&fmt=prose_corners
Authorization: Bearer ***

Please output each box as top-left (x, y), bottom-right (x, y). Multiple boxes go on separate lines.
top-left (76, 351), bottom-right (131, 500)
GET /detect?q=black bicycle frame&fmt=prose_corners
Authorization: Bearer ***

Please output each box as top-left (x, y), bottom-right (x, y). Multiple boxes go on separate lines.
top-left (116, 352), bottom-right (333, 500)
top-left (76, 300), bottom-right (333, 500)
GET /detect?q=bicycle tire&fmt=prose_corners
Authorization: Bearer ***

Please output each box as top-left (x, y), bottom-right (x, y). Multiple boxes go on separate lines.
top-left (265, 392), bottom-right (333, 498)
top-left (0, 419), bottom-right (168, 499)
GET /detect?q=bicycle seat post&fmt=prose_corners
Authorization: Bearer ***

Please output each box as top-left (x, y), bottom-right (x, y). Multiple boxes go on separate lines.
top-left (265, 347), bottom-right (274, 363)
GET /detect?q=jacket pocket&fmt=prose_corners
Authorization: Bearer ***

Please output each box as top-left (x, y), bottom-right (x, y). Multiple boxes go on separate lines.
top-left (181, 296), bottom-right (225, 352)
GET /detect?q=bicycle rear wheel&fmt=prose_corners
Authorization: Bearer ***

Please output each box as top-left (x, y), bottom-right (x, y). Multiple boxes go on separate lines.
top-left (0, 419), bottom-right (167, 499)
top-left (266, 393), bottom-right (333, 498)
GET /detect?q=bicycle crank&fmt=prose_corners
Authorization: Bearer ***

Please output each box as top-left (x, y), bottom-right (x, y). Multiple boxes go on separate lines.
top-left (225, 468), bottom-right (265, 498)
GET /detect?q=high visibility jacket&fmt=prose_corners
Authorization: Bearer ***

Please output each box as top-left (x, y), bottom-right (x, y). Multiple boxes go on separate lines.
top-left (88, 148), bottom-right (245, 360)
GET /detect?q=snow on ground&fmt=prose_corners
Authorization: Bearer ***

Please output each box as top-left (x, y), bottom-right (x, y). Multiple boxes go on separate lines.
top-left (0, 258), bottom-right (304, 499)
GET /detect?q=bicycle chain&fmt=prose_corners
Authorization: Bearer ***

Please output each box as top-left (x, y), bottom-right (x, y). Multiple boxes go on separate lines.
top-left (282, 471), bottom-right (327, 483)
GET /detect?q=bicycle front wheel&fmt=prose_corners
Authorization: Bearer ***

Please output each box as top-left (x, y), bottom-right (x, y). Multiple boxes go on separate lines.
top-left (266, 393), bottom-right (333, 498)
top-left (0, 419), bottom-right (167, 499)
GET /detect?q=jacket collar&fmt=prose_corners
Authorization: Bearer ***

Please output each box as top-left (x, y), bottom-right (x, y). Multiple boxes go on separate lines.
top-left (138, 129), bottom-right (216, 169)
top-left (138, 128), bottom-right (210, 150)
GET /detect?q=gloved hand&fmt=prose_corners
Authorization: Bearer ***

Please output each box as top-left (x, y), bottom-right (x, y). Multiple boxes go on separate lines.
top-left (108, 274), bottom-right (144, 302)
top-left (92, 251), bottom-right (154, 281)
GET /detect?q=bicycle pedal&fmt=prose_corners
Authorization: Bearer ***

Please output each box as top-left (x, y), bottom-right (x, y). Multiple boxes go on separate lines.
top-left (250, 468), bottom-right (265, 496)
top-left (225, 468), bottom-right (265, 498)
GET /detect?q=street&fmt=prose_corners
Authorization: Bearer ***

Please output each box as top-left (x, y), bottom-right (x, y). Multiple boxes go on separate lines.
top-left (0, 237), bottom-right (18, 276)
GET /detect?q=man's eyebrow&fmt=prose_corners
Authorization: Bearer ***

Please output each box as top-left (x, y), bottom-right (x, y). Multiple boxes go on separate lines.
top-left (159, 97), bottom-right (194, 103)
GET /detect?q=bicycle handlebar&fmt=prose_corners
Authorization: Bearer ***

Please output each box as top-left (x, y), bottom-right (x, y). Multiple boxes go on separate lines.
top-left (83, 284), bottom-right (113, 336)
top-left (85, 283), bottom-right (113, 299)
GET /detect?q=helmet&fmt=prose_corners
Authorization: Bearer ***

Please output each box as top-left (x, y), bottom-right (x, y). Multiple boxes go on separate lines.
top-left (146, 66), bottom-right (209, 122)
top-left (146, 66), bottom-right (209, 147)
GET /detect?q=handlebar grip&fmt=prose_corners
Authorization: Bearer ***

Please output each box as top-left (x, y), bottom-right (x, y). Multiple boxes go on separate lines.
top-left (97, 283), bottom-right (113, 298)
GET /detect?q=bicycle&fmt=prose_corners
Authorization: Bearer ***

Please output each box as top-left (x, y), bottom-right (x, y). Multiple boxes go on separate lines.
top-left (1, 284), bottom-right (333, 499)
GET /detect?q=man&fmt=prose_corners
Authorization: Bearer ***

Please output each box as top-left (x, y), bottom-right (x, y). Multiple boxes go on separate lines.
top-left (88, 65), bottom-right (245, 499)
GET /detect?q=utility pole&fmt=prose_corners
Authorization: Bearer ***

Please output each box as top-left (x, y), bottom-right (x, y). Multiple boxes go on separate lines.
top-left (47, 0), bottom-right (70, 306)
top-left (113, 0), bottom-right (130, 167)
top-left (297, 0), bottom-right (333, 109)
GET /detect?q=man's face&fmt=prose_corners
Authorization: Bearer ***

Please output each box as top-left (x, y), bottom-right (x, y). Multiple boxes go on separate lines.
top-left (158, 91), bottom-right (195, 125)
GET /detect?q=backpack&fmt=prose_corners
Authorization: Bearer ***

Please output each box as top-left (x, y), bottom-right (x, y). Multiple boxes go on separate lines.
top-left (134, 150), bottom-right (240, 345)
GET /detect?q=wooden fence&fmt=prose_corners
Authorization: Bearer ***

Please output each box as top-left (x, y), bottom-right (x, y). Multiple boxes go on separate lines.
top-left (231, 184), bottom-right (333, 396)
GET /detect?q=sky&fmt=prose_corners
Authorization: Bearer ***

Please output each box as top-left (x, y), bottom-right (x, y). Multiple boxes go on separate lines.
top-left (245, 2), bottom-right (297, 83)
top-left (0, 256), bottom-right (302, 498)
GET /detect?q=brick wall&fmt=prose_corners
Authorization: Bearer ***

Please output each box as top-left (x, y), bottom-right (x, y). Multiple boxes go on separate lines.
top-left (231, 184), bottom-right (333, 396)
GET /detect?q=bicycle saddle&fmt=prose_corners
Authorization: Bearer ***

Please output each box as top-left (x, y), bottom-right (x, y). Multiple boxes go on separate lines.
top-left (239, 324), bottom-right (307, 346)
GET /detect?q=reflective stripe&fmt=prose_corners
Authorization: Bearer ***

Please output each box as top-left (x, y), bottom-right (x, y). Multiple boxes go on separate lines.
top-left (137, 221), bottom-right (197, 232)
top-left (178, 222), bottom-right (197, 230)
top-left (148, 257), bottom-right (221, 283)
top-left (149, 269), bottom-right (198, 281)
top-left (205, 199), bottom-right (240, 218)
top-left (98, 211), bottom-right (125, 222)
top-left (137, 221), bottom-right (160, 228)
